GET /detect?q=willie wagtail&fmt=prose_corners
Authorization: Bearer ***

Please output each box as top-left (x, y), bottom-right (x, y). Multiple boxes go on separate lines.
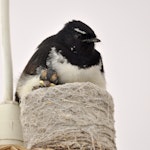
top-left (15, 20), bottom-right (106, 103)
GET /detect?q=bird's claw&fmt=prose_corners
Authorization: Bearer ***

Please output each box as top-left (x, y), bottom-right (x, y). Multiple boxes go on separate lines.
top-left (39, 80), bottom-right (51, 87)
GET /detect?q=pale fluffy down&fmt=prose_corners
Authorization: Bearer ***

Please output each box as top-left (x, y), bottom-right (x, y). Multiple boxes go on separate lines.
top-left (16, 74), bottom-right (40, 99)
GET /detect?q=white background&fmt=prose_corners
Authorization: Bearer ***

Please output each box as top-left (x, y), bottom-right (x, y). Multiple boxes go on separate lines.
top-left (0, 0), bottom-right (150, 149)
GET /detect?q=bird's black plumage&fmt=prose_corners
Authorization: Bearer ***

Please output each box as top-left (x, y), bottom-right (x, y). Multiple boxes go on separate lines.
top-left (15, 20), bottom-right (106, 103)
top-left (24, 20), bottom-right (103, 73)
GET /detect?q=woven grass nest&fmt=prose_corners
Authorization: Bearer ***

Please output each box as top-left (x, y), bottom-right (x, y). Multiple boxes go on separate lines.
top-left (20, 82), bottom-right (116, 150)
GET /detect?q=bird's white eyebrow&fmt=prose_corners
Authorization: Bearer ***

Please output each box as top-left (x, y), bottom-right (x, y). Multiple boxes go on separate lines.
top-left (74, 28), bottom-right (86, 34)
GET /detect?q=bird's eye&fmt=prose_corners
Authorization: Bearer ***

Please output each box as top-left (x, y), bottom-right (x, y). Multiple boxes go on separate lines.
top-left (74, 33), bottom-right (81, 39)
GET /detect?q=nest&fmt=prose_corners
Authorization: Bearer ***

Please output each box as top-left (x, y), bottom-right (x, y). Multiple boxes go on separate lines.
top-left (20, 82), bottom-right (116, 150)
top-left (0, 145), bottom-right (26, 150)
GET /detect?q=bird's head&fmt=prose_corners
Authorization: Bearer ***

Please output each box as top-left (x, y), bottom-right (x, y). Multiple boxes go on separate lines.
top-left (57, 20), bottom-right (100, 54)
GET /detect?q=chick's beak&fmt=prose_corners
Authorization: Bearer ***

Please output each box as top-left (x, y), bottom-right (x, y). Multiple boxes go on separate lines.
top-left (82, 38), bottom-right (101, 43)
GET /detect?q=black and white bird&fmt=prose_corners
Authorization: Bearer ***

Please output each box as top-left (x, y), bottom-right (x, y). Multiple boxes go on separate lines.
top-left (15, 20), bottom-right (106, 103)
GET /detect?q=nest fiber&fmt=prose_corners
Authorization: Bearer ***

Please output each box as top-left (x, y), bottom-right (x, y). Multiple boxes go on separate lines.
top-left (0, 145), bottom-right (26, 150)
top-left (20, 82), bottom-right (116, 150)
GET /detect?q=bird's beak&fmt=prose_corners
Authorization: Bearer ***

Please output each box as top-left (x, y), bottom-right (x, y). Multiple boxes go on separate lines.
top-left (82, 38), bottom-right (101, 43)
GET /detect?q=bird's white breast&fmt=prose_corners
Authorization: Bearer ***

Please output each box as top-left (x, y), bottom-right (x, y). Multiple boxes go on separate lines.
top-left (49, 48), bottom-right (106, 89)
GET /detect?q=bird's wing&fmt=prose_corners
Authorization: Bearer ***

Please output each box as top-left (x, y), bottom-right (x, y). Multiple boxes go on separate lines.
top-left (23, 46), bottom-right (50, 75)
top-left (23, 36), bottom-right (56, 75)
top-left (96, 51), bottom-right (104, 73)
top-left (99, 56), bottom-right (104, 73)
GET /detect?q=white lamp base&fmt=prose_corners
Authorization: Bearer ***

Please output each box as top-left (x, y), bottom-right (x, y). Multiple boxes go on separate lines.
top-left (0, 102), bottom-right (23, 145)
